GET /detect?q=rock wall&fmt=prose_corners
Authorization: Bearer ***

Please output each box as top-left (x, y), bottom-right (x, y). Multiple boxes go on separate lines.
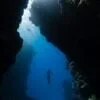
top-left (0, 0), bottom-right (28, 83)
top-left (30, 0), bottom-right (100, 99)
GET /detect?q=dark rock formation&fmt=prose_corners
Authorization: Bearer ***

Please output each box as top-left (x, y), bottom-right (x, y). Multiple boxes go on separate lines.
top-left (30, 0), bottom-right (100, 99)
top-left (0, 0), bottom-right (28, 83)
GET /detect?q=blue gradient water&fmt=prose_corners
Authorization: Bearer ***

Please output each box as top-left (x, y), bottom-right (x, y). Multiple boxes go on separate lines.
top-left (0, 0), bottom-right (73, 100)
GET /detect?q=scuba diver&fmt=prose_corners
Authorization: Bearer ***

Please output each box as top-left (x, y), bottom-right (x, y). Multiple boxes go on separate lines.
top-left (47, 70), bottom-right (53, 84)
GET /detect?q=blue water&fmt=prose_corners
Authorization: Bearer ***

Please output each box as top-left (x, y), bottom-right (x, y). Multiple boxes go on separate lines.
top-left (0, 0), bottom-right (73, 100)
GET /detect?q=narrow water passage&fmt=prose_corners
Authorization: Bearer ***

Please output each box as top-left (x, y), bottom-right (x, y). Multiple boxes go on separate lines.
top-left (0, 0), bottom-right (73, 100)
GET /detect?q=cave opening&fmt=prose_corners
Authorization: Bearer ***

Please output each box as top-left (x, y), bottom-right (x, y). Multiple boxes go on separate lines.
top-left (0, 0), bottom-right (73, 100)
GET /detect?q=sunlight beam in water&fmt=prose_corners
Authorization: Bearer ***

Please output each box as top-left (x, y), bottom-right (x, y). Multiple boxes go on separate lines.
top-left (17, 0), bottom-right (46, 44)
top-left (17, 0), bottom-right (73, 100)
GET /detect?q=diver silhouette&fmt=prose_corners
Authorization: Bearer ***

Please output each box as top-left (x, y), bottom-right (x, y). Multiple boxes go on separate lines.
top-left (47, 70), bottom-right (53, 84)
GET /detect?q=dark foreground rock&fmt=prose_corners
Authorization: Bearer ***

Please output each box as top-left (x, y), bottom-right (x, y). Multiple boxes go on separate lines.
top-left (0, 0), bottom-right (28, 83)
top-left (30, 0), bottom-right (100, 99)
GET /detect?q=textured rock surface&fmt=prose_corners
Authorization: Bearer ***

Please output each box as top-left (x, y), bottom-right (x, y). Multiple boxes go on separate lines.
top-left (30, 0), bottom-right (100, 98)
top-left (0, 0), bottom-right (28, 83)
